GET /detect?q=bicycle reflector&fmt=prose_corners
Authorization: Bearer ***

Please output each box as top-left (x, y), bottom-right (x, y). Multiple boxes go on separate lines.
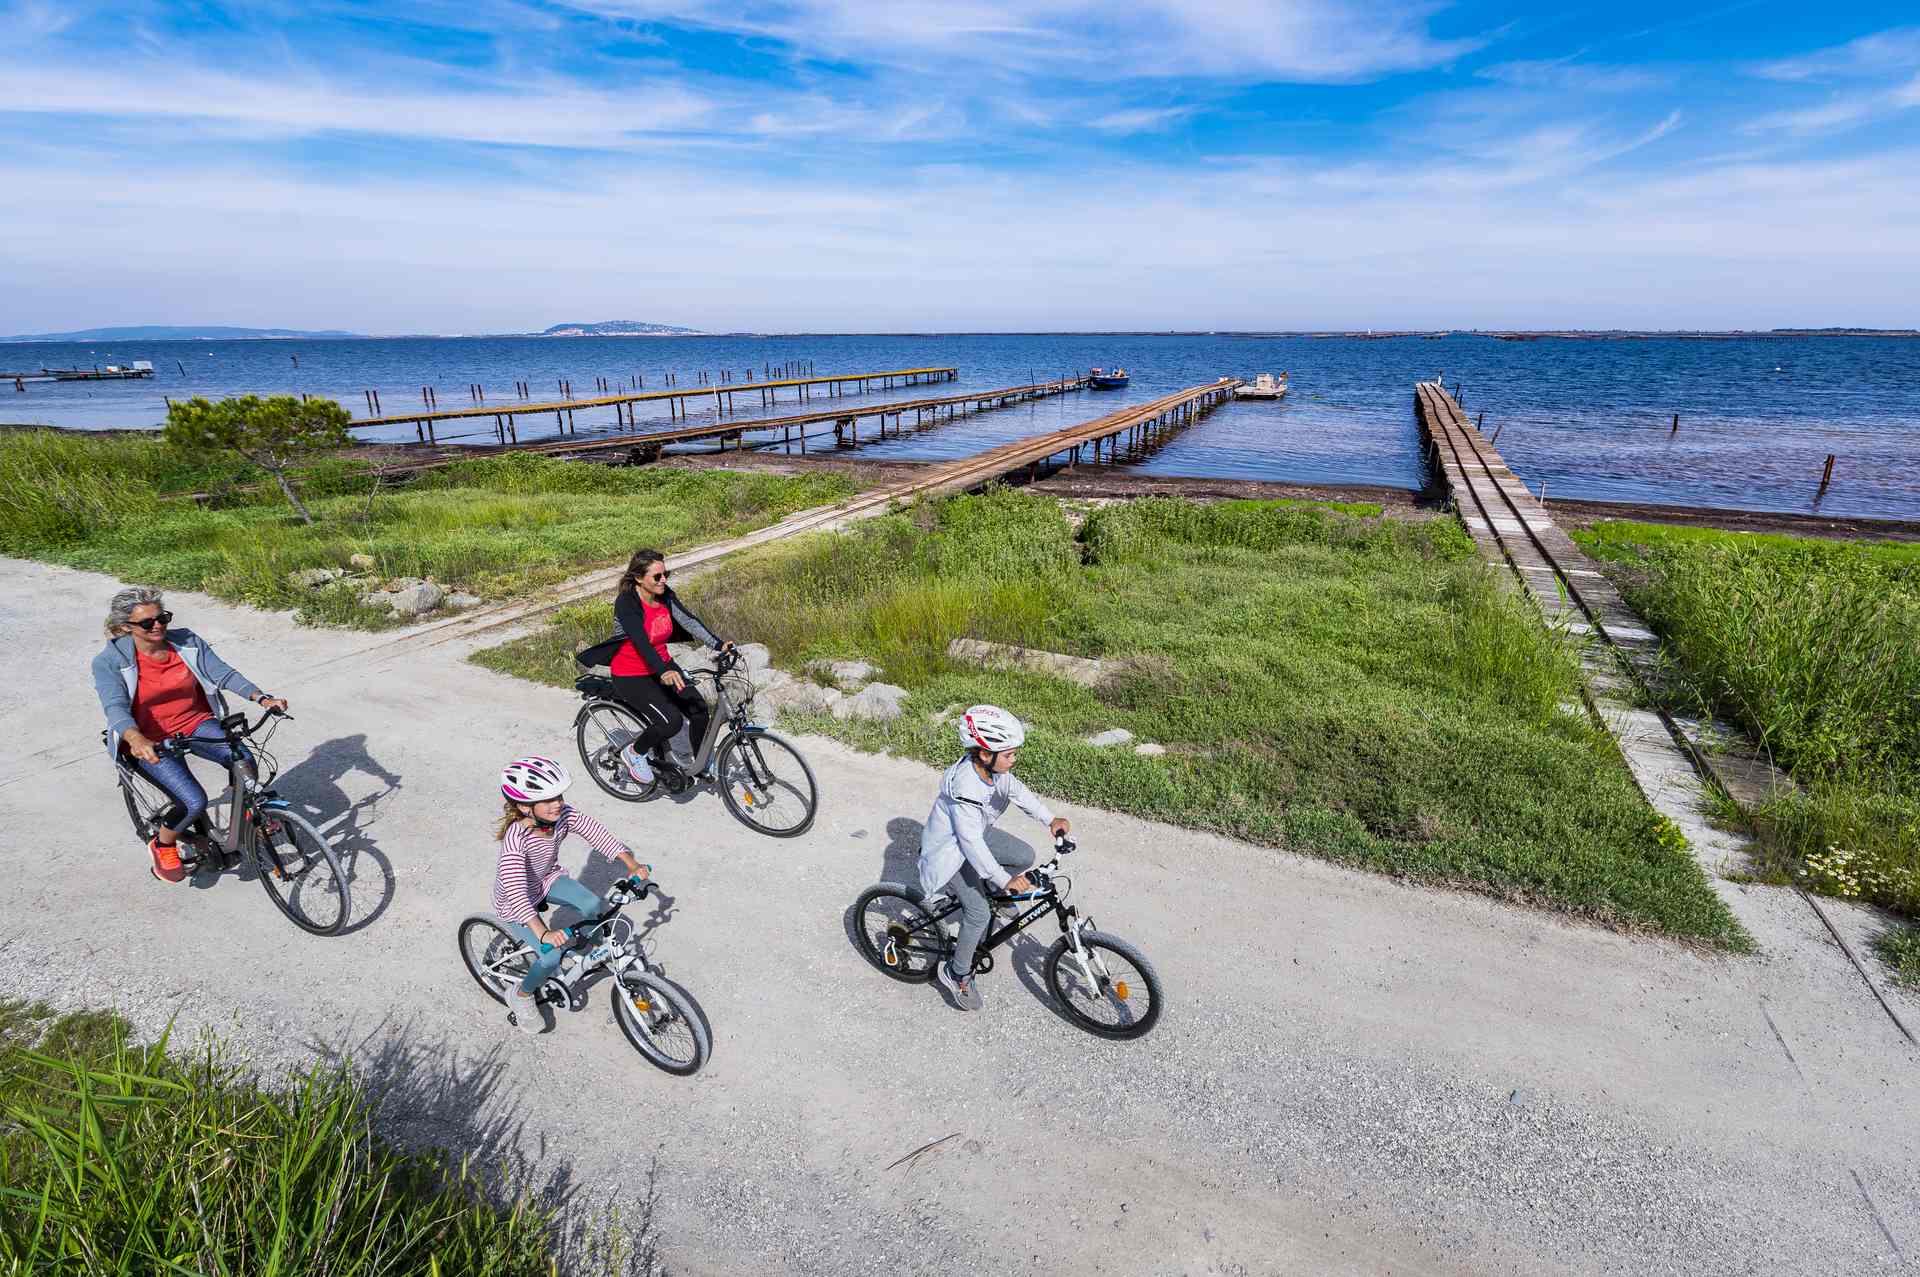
top-left (630, 992), bottom-right (652, 1013)
top-left (1114, 981), bottom-right (1132, 1001)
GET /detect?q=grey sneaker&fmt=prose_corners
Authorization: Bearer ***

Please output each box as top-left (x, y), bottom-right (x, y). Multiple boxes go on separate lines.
top-left (620, 743), bottom-right (654, 784)
top-left (506, 997), bottom-right (543, 1036)
top-left (936, 961), bottom-right (984, 1011)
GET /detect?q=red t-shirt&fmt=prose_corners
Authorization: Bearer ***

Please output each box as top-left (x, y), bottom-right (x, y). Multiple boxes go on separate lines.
top-left (610, 600), bottom-right (674, 677)
top-left (132, 646), bottom-right (213, 740)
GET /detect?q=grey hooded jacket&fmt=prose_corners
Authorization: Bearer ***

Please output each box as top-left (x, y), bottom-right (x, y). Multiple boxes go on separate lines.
top-left (91, 628), bottom-right (264, 758)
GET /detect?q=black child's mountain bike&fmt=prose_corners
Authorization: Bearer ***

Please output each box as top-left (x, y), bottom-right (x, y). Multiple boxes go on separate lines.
top-left (852, 835), bottom-right (1164, 1040)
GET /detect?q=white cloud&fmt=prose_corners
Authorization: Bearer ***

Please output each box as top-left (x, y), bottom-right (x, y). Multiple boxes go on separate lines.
top-left (568, 0), bottom-right (1484, 82)
top-left (1087, 106), bottom-right (1198, 133)
top-left (1752, 27), bottom-right (1920, 81)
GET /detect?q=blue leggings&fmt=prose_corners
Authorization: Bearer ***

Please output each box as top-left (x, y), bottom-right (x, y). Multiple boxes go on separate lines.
top-left (505, 875), bottom-right (608, 996)
top-left (132, 719), bottom-right (253, 837)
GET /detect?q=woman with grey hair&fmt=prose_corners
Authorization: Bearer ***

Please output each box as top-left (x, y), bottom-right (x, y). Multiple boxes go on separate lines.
top-left (91, 587), bottom-right (288, 883)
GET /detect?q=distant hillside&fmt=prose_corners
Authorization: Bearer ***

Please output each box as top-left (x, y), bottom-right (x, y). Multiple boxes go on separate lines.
top-left (1, 325), bottom-right (363, 342)
top-left (537, 320), bottom-right (702, 337)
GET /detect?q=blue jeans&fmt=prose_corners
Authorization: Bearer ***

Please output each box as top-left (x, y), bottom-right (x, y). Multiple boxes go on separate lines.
top-left (132, 718), bottom-right (253, 837)
top-left (505, 875), bottom-right (608, 996)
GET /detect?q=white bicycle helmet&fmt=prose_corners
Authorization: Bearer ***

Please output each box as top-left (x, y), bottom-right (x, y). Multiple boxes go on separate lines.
top-left (501, 755), bottom-right (571, 803)
top-left (958, 704), bottom-right (1026, 753)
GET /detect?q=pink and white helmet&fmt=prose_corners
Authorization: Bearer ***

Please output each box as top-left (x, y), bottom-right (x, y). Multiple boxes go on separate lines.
top-left (957, 704), bottom-right (1026, 753)
top-left (501, 755), bottom-right (571, 803)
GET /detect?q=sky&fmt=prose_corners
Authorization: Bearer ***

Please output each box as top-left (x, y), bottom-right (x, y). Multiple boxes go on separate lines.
top-left (1, 0), bottom-right (1917, 333)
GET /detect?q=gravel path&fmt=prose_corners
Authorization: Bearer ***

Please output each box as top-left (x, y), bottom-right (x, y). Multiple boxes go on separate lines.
top-left (4, 556), bottom-right (1915, 1275)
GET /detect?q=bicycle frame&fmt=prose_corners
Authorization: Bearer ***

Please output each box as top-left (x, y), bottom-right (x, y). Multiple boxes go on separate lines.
top-left (483, 887), bottom-right (658, 1006)
top-left (909, 861), bottom-right (1095, 976)
top-left (578, 655), bottom-right (760, 776)
top-left (116, 713), bottom-right (286, 858)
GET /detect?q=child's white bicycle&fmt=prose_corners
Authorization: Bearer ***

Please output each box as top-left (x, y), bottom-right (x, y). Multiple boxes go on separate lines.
top-left (457, 877), bottom-right (710, 1075)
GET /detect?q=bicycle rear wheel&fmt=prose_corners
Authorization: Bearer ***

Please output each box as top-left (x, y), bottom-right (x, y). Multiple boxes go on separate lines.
top-left (1043, 931), bottom-right (1163, 1040)
top-left (715, 730), bottom-right (818, 837)
top-left (254, 807), bottom-right (350, 936)
top-left (852, 885), bottom-right (946, 983)
top-left (458, 915), bottom-right (535, 1006)
top-left (118, 767), bottom-right (181, 842)
top-left (612, 970), bottom-right (710, 1076)
top-left (576, 701), bottom-right (659, 803)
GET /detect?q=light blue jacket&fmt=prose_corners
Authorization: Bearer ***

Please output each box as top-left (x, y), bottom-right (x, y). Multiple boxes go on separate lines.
top-left (917, 756), bottom-right (1055, 900)
top-left (91, 628), bottom-right (263, 758)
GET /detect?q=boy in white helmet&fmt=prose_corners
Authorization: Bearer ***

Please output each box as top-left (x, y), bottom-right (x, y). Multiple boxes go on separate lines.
top-left (918, 705), bottom-right (1070, 1011)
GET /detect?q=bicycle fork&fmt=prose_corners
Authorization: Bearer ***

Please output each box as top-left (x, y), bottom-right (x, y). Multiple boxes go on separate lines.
top-left (1062, 914), bottom-right (1126, 1002)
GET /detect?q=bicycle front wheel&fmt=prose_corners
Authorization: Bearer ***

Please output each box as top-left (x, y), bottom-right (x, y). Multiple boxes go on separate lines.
top-left (612, 970), bottom-right (710, 1076)
top-left (458, 915), bottom-right (534, 1006)
top-left (852, 884), bottom-right (945, 983)
top-left (576, 701), bottom-right (658, 803)
top-left (1043, 930), bottom-right (1163, 1040)
top-left (715, 730), bottom-right (818, 837)
top-left (254, 807), bottom-right (350, 936)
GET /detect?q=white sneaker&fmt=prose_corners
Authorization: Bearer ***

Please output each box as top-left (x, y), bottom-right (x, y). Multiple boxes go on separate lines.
top-left (620, 743), bottom-right (654, 784)
top-left (506, 996), bottom-right (543, 1035)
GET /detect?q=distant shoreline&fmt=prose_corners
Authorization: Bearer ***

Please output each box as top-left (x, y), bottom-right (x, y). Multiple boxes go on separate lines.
top-left (5, 328), bottom-right (1916, 345)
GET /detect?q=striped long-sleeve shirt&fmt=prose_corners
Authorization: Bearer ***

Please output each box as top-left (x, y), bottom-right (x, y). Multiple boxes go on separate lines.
top-left (492, 806), bottom-right (633, 926)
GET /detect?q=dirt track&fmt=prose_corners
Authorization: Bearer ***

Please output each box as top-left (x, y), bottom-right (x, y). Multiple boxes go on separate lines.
top-left (4, 556), bottom-right (1917, 1274)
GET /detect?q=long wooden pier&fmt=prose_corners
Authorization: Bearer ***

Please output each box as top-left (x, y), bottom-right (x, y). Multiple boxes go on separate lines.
top-left (351, 366), bottom-right (959, 443)
top-left (337, 377), bottom-right (1241, 663)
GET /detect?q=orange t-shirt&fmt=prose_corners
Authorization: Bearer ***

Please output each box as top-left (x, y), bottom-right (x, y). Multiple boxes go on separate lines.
top-left (132, 647), bottom-right (213, 740)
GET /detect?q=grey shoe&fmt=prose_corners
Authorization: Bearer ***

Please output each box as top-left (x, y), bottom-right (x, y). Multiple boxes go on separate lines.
top-left (936, 961), bottom-right (984, 1011)
top-left (506, 997), bottom-right (543, 1036)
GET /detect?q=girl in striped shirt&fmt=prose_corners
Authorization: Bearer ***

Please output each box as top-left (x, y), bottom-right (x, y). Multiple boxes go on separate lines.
top-left (494, 755), bottom-right (650, 1036)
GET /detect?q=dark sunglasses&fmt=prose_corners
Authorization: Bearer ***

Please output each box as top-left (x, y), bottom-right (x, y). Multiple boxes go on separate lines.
top-left (645, 568), bottom-right (671, 581)
top-left (129, 611), bottom-right (174, 631)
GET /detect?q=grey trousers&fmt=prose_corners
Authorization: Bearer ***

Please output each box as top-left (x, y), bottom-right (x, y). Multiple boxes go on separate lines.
top-left (946, 841), bottom-right (1037, 977)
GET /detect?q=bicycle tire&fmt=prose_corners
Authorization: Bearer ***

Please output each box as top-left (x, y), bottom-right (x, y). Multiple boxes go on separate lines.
top-left (1043, 930), bottom-right (1163, 1040)
top-left (458, 914), bottom-right (534, 1006)
top-left (852, 884), bottom-right (945, 983)
top-left (715, 730), bottom-right (818, 837)
top-left (575, 701), bottom-right (659, 803)
top-left (612, 970), bottom-right (710, 1076)
top-left (254, 806), bottom-right (350, 936)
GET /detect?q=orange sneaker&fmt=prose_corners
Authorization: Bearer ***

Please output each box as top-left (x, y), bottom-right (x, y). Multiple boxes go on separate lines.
top-left (148, 838), bottom-right (187, 884)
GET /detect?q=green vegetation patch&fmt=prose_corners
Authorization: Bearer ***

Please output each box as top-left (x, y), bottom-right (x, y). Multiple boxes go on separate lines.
top-left (0, 429), bottom-right (855, 627)
top-left (485, 491), bottom-right (1744, 945)
top-left (1872, 925), bottom-right (1920, 990)
top-left (0, 1000), bottom-right (648, 1274)
top-left (1573, 520), bottom-right (1920, 917)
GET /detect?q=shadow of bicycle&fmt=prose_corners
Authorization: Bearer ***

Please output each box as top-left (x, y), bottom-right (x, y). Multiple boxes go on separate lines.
top-left (306, 1015), bottom-right (661, 1274)
top-left (269, 733), bottom-right (402, 936)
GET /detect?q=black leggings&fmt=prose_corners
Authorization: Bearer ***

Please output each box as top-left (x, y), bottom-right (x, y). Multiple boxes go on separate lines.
top-left (612, 674), bottom-right (710, 758)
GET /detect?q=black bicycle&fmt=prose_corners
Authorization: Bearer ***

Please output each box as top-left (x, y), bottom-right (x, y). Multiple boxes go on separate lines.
top-left (107, 709), bottom-right (350, 936)
top-left (851, 835), bottom-right (1163, 1039)
top-left (572, 647), bottom-right (819, 838)
top-left (457, 876), bottom-right (710, 1075)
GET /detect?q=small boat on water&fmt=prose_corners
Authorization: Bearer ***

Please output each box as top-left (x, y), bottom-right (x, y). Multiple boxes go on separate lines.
top-left (1087, 366), bottom-right (1130, 389)
top-left (1236, 371), bottom-right (1289, 400)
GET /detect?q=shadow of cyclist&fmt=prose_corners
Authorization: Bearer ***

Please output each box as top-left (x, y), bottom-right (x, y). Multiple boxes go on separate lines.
top-left (268, 733), bottom-right (402, 935)
top-left (306, 1014), bottom-right (661, 1272)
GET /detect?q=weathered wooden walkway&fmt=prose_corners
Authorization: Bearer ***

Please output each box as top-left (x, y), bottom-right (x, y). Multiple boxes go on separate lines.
top-left (336, 378), bottom-right (1241, 664)
top-left (352, 367), bottom-right (958, 442)
top-left (1415, 381), bottom-right (1913, 1041)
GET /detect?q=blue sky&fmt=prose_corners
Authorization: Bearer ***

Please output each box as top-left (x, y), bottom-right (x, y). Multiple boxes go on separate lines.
top-left (1, 0), bottom-right (1916, 331)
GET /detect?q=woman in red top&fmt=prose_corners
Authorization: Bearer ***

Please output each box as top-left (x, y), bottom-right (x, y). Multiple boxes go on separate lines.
top-left (608, 549), bottom-right (730, 785)
top-left (91, 587), bottom-right (287, 883)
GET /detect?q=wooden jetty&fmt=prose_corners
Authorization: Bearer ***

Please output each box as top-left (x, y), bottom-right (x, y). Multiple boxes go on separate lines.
top-left (349, 366), bottom-right (959, 443)
top-left (332, 377), bottom-right (1242, 662)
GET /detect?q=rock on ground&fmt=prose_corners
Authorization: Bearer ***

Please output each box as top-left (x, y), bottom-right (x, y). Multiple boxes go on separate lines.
top-left (835, 682), bottom-right (908, 722)
top-left (1086, 727), bottom-right (1136, 748)
top-left (389, 581), bottom-right (446, 617)
top-left (1134, 742), bottom-right (1167, 757)
top-left (946, 637), bottom-right (1106, 688)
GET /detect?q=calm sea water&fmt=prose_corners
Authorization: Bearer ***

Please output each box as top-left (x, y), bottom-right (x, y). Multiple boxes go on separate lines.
top-left (5, 333), bottom-right (1917, 519)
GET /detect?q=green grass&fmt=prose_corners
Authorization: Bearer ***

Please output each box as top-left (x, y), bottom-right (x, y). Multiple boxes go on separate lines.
top-left (0, 1000), bottom-right (649, 1274)
top-left (1872, 925), bottom-right (1920, 990)
top-left (0, 430), bottom-right (856, 627)
top-left (482, 490), bottom-right (1746, 946)
top-left (1573, 519), bottom-right (1920, 917)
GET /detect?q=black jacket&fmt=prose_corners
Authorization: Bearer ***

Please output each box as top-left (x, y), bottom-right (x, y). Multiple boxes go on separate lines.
top-left (577, 584), bottom-right (722, 677)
